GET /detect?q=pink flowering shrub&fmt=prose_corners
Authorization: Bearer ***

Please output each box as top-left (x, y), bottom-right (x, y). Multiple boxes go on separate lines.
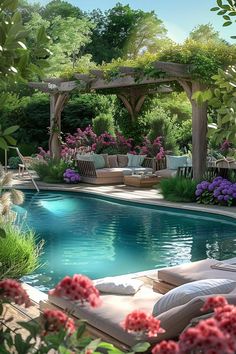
top-left (149, 296), bottom-right (236, 354)
top-left (61, 125), bottom-right (166, 158)
top-left (42, 309), bottom-right (76, 335)
top-left (122, 309), bottom-right (164, 337)
top-left (0, 279), bottom-right (32, 307)
top-left (49, 274), bottom-right (101, 308)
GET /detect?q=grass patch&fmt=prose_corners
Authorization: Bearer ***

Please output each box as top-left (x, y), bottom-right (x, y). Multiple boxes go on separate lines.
top-left (159, 176), bottom-right (198, 202)
top-left (0, 220), bottom-right (43, 280)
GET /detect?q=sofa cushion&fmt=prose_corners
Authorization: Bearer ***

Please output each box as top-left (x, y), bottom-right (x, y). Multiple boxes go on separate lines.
top-left (153, 278), bottom-right (236, 316)
top-left (77, 154), bottom-right (94, 162)
top-left (127, 154), bottom-right (146, 167)
top-left (96, 168), bottom-right (124, 178)
top-left (93, 154), bottom-right (106, 169)
top-left (166, 155), bottom-right (187, 170)
top-left (155, 169), bottom-right (177, 178)
top-left (108, 155), bottom-right (118, 168)
top-left (101, 154), bottom-right (110, 168)
top-left (117, 154), bottom-right (128, 168)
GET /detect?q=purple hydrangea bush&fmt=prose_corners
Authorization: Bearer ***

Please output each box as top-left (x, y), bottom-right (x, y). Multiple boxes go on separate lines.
top-left (63, 169), bottom-right (81, 184)
top-left (196, 176), bottom-right (236, 206)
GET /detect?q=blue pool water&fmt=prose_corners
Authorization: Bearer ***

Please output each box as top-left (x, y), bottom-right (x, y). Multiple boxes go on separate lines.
top-left (16, 190), bottom-right (236, 291)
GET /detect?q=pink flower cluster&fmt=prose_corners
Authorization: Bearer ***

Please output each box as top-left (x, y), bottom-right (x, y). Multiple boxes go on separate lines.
top-left (0, 279), bottom-right (32, 307)
top-left (152, 340), bottom-right (180, 354)
top-left (150, 296), bottom-right (236, 354)
top-left (37, 146), bottom-right (50, 160)
top-left (42, 309), bottom-right (75, 335)
top-left (122, 310), bottom-right (165, 338)
top-left (140, 137), bottom-right (165, 160)
top-left (62, 125), bottom-right (166, 158)
top-left (49, 274), bottom-right (101, 308)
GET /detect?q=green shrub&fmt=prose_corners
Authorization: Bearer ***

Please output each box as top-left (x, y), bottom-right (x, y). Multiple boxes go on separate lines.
top-left (146, 108), bottom-right (178, 153)
top-left (93, 112), bottom-right (115, 136)
top-left (32, 159), bottom-right (68, 183)
top-left (159, 176), bottom-right (198, 202)
top-left (0, 220), bottom-right (43, 280)
top-left (8, 156), bottom-right (21, 169)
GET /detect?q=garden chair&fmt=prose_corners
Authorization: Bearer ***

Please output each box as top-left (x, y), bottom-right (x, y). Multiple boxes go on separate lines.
top-left (18, 156), bottom-right (38, 177)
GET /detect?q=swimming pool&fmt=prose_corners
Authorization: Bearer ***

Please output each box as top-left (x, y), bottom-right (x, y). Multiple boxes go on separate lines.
top-left (16, 190), bottom-right (236, 291)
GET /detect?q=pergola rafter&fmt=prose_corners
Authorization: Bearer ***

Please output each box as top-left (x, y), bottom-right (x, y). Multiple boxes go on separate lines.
top-left (29, 60), bottom-right (208, 179)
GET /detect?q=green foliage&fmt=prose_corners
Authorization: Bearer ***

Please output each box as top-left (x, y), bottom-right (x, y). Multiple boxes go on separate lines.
top-left (0, 220), bottom-right (42, 280)
top-left (0, 124), bottom-right (19, 150)
top-left (146, 107), bottom-right (178, 153)
top-left (8, 156), bottom-right (21, 169)
top-left (0, 0), bottom-right (50, 87)
top-left (85, 3), bottom-right (169, 63)
top-left (41, 0), bottom-right (83, 21)
top-left (92, 113), bottom-right (115, 136)
top-left (33, 159), bottom-right (68, 183)
top-left (99, 41), bottom-right (236, 84)
top-left (63, 94), bottom-right (115, 133)
top-left (208, 66), bottom-right (236, 144)
top-left (25, 13), bottom-right (94, 77)
top-left (115, 105), bottom-right (149, 144)
top-left (211, 0), bottom-right (236, 38)
top-left (158, 40), bottom-right (236, 82)
top-left (189, 23), bottom-right (226, 43)
top-left (159, 177), bottom-right (198, 202)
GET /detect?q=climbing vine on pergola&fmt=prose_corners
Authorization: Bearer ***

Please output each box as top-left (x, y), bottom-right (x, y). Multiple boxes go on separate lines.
top-left (30, 60), bottom-right (209, 180)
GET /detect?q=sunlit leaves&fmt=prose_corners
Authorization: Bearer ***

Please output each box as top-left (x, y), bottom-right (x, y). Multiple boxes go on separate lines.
top-left (211, 0), bottom-right (236, 37)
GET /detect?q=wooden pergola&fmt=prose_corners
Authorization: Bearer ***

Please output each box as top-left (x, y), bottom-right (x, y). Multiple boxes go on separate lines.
top-left (29, 60), bottom-right (208, 179)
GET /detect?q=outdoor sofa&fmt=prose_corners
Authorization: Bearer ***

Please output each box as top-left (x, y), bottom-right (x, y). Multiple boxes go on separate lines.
top-left (41, 257), bottom-right (236, 349)
top-left (77, 153), bottom-right (160, 185)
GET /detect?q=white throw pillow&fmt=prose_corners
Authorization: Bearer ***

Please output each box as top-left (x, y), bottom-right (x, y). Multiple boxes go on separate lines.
top-left (94, 277), bottom-right (143, 295)
top-left (127, 154), bottom-right (146, 167)
top-left (166, 155), bottom-right (187, 170)
top-left (153, 278), bottom-right (236, 316)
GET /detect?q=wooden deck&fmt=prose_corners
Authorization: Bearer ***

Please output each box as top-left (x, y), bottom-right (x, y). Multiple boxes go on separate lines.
top-left (2, 283), bottom-right (47, 339)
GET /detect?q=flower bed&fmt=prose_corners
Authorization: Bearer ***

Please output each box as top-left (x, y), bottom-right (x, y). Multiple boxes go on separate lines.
top-left (196, 177), bottom-right (236, 207)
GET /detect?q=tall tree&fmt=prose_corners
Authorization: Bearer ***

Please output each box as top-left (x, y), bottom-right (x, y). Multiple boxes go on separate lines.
top-left (124, 12), bottom-right (170, 58)
top-left (41, 0), bottom-right (83, 21)
top-left (26, 13), bottom-right (94, 76)
top-left (85, 3), bottom-right (169, 63)
top-left (189, 23), bottom-right (226, 43)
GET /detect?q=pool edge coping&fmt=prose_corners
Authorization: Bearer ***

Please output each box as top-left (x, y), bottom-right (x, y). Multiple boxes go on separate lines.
top-left (18, 184), bottom-right (236, 221)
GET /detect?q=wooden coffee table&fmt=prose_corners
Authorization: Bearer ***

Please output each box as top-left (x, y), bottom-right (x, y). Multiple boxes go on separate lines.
top-left (123, 175), bottom-right (159, 187)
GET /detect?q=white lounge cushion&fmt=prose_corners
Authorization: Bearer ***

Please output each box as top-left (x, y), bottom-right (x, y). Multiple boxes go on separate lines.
top-left (157, 258), bottom-right (236, 286)
top-left (153, 278), bottom-right (236, 316)
top-left (94, 277), bottom-right (144, 295)
top-left (48, 285), bottom-right (162, 347)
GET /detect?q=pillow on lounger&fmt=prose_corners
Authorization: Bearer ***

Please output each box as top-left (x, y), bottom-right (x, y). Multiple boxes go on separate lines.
top-left (93, 277), bottom-right (143, 295)
top-left (153, 278), bottom-right (236, 316)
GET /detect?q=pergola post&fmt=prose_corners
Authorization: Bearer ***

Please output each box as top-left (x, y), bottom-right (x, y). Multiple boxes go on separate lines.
top-left (191, 82), bottom-right (208, 180)
top-left (179, 80), bottom-right (208, 180)
top-left (49, 93), bottom-right (68, 159)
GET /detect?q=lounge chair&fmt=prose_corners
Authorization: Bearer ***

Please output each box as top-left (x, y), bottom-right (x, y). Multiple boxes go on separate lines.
top-left (40, 258), bottom-right (236, 349)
